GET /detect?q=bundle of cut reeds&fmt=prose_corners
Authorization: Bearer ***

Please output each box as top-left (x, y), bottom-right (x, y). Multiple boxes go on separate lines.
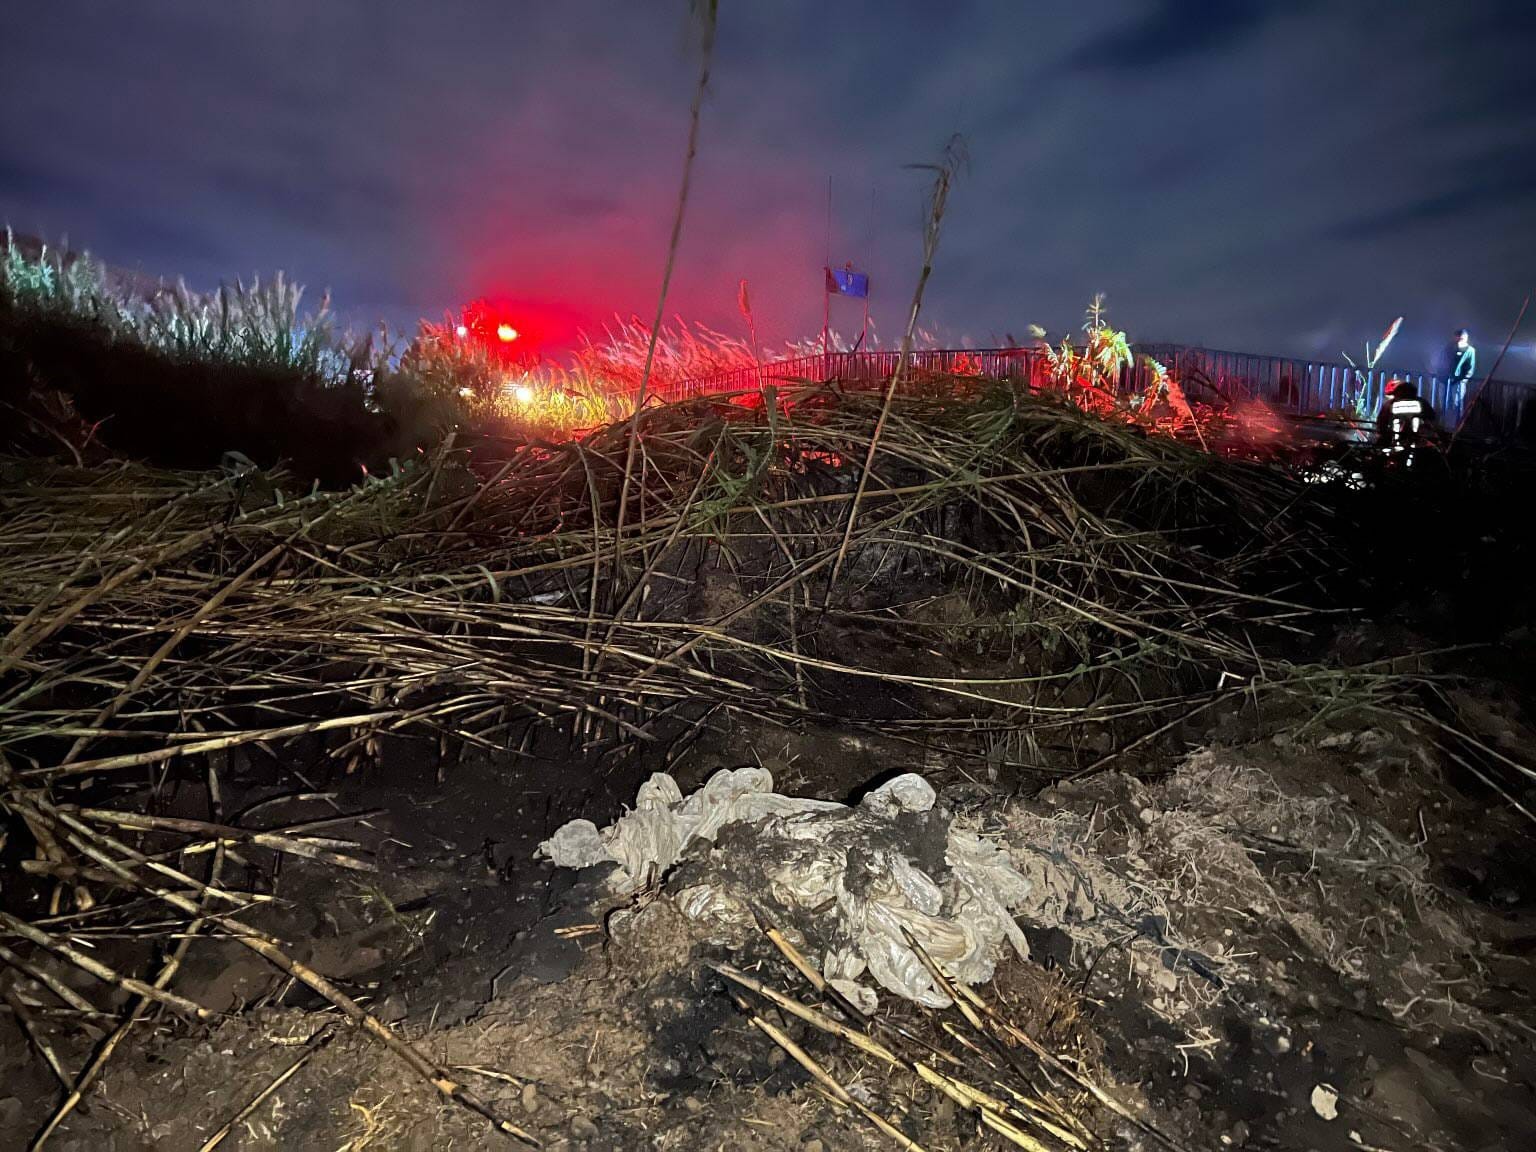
top-left (714, 926), bottom-right (1191, 1152)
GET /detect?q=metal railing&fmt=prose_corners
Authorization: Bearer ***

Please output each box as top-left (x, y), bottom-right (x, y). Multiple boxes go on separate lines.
top-left (671, 344), bottom-right (1536, 441)
top-left (663, 349), bottom-right (1047, 399)
top-left (1131, 344), bottom-right (1534, 437)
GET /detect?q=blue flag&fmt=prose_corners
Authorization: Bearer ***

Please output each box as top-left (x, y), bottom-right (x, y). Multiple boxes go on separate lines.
top-left (826, 266), bottom-right (869, 299)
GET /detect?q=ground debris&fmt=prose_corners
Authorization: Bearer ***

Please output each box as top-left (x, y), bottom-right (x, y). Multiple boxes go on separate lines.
top-left (6, 718), bottom-right (1535, 1152)
top-left (543, 768), bottom-right (1034, 1010)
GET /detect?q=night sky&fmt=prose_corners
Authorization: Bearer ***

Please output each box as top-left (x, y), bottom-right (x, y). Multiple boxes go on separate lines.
top-left (4, 1), bottom-right (1534, 375)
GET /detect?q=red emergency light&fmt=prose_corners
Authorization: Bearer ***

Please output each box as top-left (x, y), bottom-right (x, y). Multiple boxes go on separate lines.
top-left (457, 298), bottom-right (536, 363)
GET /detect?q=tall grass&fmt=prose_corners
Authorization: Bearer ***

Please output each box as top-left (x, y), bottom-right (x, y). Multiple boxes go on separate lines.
top-left (1, 240), bottom-right (393, 482)
top-left (3, 232), bottom-right (359, 383)
top-left (2, 237), bottom-right (767, 465)
top-left (0, 235), bottom-right (111, 317)
top-left (3, 234), bottom-right (1238, 476)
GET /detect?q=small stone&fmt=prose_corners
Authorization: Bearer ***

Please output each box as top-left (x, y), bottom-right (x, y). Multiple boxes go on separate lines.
top-left (683, 1095), bottom-right (704, 1115)
top-left (520, 1083), bottom-right (540, 1113)
top-left (802, 1141), bottom-right (825, 1152)
top-left (570, 1115), bottom-right (599, 1140)
top-left (1310, 1084), bottom-right (1339, 1121)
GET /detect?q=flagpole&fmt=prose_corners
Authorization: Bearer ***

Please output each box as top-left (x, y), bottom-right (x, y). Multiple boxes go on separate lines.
top-left (823, 175), bottom-right (833, 380)
top-left (822, 266), bottom-right (831, 379)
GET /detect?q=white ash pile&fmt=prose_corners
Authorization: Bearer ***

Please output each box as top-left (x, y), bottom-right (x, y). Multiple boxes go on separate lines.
top-left (538, 768), bottom-right (1032, 1009)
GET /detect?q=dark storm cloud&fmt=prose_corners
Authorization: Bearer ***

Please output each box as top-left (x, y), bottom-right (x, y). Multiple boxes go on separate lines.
top-left (0, 155), bottom-right (93, 208)
top-left (1328, 169), bottom-right (1536, 244)
top-left (1070, 0), bottom-right (1298, 70)
top-left (3, 1), bottom-right (1534, 376)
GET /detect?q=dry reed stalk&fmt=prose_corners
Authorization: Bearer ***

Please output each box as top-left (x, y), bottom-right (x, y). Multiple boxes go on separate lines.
top-left (0, 475), bottom-right (343, 677)
top-left (26, 713), bottom-right (404, 780)
top-left (58, 541), bottom-right (287, 765)
top-left (763, 928), bottom-right (967, 1071)
top-left (11, 363), bottom-right (1527, 1150)
top-left (2, 982), bottom-right (71, 1089)
top-left (28, 844), bottom-right (231, 1150)
top-left (826, 135), bottom-right (966, 607)
top-left (902, 930), bottom-right (1184, 1152)
top-left (0, 941), bottom-right (99, 1015)
top-left (612, 0), bottom-right (719, 572)
top-left (909, 1063), bottom-right (1061, 1152)
top-left (730, 993), bottom-right (929, 1151)
top-left (709, 962), bottom-right (901, 1065)
top-left (23, 799), bottom-right (542, 1146)
top-left (65, 807), bottom-right (375, 871)
top-left (194, 1027), bottom-right (336, 1151)
top-left (0, 909), bottom-right (212, 1021)
top-left (1, 405), bottom-right (1347, 893)
top-left (725, 943), bottom-right (1090, 1151)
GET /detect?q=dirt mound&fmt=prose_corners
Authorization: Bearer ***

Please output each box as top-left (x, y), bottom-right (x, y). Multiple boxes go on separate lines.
top-left (17, 720), bottom-right (1533, 1152)
top-left (36, 900), bottom-right (898, 1152)
top-left (996, 731), bottom-right (1536, 1151)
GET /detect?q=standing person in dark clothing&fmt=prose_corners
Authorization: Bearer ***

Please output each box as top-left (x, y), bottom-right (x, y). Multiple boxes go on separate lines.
top-left (1444, 328), bottom-right (1476, 421)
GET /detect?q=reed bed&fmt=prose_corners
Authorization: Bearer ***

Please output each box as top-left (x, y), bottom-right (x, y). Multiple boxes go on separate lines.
top-left (0, 381), bottom-right (1342, 1146)
top-left (1, 382), bottom-right (1332, 778)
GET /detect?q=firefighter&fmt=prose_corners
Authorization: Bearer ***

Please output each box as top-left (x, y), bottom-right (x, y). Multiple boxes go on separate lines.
top-left (1375, 379), bottom-right (1435, 466)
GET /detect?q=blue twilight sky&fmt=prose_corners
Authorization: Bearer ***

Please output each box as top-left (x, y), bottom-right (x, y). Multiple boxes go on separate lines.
top-left (3, 1), bottom-right (1534, 375)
